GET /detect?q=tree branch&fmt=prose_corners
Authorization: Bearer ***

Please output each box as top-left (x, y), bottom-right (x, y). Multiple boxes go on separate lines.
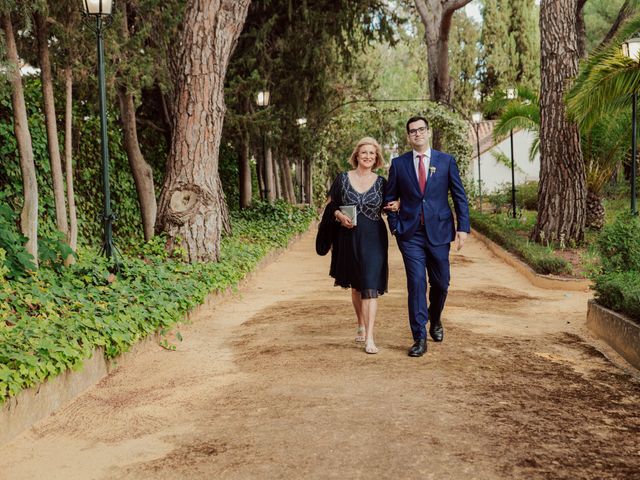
top-left (599, 0), bottom-right (636, 48)
top-left (443, 0), bottom-right (473, 16)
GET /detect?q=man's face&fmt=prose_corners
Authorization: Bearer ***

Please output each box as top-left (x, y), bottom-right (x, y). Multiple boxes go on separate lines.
top-left (407, 120), bottom-right (429, 151)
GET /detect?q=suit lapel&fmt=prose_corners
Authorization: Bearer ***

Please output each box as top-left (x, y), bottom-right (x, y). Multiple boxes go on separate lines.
top-left (424, 150), bottom-right (440, 198)
top-left (401, 152), bottom-right (421, 194)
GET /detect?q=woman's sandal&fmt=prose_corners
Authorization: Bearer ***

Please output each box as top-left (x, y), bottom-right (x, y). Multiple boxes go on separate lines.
top-left (365, 343), bottom-right (379, 354)
top-left (355, 326), bottom-right (366, 343)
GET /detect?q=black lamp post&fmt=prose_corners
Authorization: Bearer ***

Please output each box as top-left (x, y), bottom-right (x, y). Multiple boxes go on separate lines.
top-left (82, 0), bottom-right (117, 263)
top-left (507, 87), bottom-right (518, 218)
top-left (472, 111), bottom-right (483, 212)
top-left (256, 90), bottom-right (270, 200)
top-left (622, 38), bottom-right (640, 216)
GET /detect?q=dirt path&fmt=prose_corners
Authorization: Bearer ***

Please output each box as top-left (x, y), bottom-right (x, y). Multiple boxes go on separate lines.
top-left (2, 229), bottom-right (639, 480)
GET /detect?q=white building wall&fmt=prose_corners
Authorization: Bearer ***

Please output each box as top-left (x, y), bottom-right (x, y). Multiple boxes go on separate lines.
top-left (468, 129), bottom-right (540, 193)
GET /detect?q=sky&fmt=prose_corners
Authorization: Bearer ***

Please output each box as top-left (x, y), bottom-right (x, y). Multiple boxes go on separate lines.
top-left (465, 0), bottom-right (541, 23)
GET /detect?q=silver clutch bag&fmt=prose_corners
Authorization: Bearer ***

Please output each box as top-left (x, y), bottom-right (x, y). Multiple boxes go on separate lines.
top-left (339, 205), bottom-right (357, 226)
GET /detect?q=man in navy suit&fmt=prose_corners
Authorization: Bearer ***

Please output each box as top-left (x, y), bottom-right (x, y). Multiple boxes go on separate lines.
top-left (385, 116), bottom-right (470, 357)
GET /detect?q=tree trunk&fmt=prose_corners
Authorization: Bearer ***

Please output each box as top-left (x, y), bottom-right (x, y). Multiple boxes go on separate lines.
top-left (265, 145), bottom-right (276, 202)
top-left (533, 0), bottom-right (586, 244)
top-left (156, 0), bottom-right (249, 262)
top-left (414, 0), bottom-right (472, 148)
top-left (575, 0), bottom-right (587, 58)
top-left (34, 12), bottom-right (68, 238)
top-left (304, 157), bottom-right (312, 206)
top-left (586, 189), bottom-right (605, 230)
top-left (118, 88), bottom-right (157, 241)
top-left (256, 138), bottom-right (265, 200)
top-left (63, 68), bottom-right (78, 265)
top-left (280, 156), bottom-right (296, 203)
top-left (239, 131), bottom-right (252, 208)
top-left (414, 0), bottom-right (472, 104)
top-left (2, 13), bottom-right (38, 266)
top-left (117, 2), bottom-right (157, 241)
top-left (274, 154), bottom-right (282, 199)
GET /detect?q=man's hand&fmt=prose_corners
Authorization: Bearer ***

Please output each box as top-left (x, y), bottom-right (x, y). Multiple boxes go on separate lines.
top-left (455, 231), bottom-right (468, 251)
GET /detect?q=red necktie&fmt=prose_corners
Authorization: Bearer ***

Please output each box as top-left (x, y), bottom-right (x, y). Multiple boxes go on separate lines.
top-left (417, 154), bottom-right (426, 225)
top-left (417, 154), bottom-right (426, 194)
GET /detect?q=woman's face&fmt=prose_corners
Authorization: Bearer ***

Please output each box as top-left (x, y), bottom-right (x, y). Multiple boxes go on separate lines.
top-left (357, 144), bottom-right (377, 170)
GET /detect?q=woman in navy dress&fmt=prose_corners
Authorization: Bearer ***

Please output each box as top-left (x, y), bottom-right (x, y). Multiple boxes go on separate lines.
top-left (327, 137), bottom-right (398, 354)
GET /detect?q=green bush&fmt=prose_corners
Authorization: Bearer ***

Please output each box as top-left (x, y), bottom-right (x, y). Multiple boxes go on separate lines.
top-left (0, 208), bottom-right (315, 403)
top-left (591, 213), bottom-right (640, 321)
top-left (593, 271), bottom-right (640, 321)
top-left (470, 209), bottom-right (572, 275)
top-left (486, 181), bottom-right (538, 212)
top-left (596, 212), bottom-right (640, 273)
top-left (518, 181), bottom-right (539, 211)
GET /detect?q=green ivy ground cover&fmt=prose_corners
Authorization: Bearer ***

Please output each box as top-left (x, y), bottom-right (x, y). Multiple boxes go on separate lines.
top-left (0, 202), bottom-right (316, 404)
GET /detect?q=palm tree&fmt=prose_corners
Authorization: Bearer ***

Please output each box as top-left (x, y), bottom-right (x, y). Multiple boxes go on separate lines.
top-left (566, 15), bottom-right (640, 228)
top-left (487, 86), bottom-right (628, 230)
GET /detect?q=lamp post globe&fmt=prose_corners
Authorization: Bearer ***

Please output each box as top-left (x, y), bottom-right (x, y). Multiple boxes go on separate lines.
top-left (256, 90), bottom-right (270, 107)
top-left (256, 90), bottom-right (271, 200)
top-left (82, 0), bottom-right (113, 15)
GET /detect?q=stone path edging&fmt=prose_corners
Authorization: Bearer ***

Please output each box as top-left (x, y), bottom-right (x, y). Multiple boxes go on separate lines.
top-left (471, 228), bottom-right (591, 292)
top-left (587, 300), bottom-right (640, 370)
top-left (0, 228), bottom-right (310, 447)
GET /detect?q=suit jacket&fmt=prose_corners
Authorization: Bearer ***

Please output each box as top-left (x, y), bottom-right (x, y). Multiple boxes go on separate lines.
top-left (384, 149), bottom-right (470, 245)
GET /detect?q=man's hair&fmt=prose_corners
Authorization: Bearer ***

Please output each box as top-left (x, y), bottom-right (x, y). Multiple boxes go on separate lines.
top-left (406, 116), bottom-right (429, 133)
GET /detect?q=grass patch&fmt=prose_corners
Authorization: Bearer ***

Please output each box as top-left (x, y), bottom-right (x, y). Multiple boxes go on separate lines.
top-left (0, 201), bottom-right (316, 403)
top-left (470, 209), bottom-right (572, 275)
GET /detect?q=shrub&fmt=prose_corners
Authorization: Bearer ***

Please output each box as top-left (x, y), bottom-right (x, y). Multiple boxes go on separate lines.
top-left (591, 213), bottom-right (640, 321)
top-left (0, 209), bottom-right (315, 403)
top-left (593, 271), bottom-right (640, 321)
top-left (596, 212), bottom-right (640, 273)
top-left (518, 181), bottom-right (539, 211)
top-left (470, 209), bottom-right (572, 275)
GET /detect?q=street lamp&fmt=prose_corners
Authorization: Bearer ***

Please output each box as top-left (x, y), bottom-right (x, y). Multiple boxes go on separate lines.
top-left (622, 38), bottom-right (640, 215)
top-left (506, 87), bottom-right (518, 218)
top-left (82, 0), bottom-right (117, 265)
top-left (296, 118), bottom-right (308, 203)
top-left (472, 111), bottom-right (483, 212)
top-left (256, 90), bottom-right (270, 200)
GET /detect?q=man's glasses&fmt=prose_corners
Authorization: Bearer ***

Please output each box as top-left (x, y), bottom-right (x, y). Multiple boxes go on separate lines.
top-left (408, 126), bottom-right (428, 137)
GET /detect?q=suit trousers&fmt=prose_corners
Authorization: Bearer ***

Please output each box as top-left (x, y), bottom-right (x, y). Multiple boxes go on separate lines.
top-left (397, 228), bottom-right (451, 340)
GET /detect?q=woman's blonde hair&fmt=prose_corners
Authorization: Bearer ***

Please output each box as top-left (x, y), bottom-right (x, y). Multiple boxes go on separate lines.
top-left (349, 137), bottom-right (385, 170)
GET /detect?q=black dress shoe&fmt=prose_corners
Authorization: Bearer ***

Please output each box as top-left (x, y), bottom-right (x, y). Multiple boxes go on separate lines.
top-left (408, 339), bottom-right (427, 357)
top-left (429, 321), bottom-right (444, 342)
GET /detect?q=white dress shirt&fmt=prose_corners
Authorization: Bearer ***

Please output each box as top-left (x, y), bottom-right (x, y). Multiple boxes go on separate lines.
top-left (412, 148), bottom-right (431, 181)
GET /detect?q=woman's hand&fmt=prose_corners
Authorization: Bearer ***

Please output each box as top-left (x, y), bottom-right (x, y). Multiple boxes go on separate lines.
top-left (335, 211), bottom-right (354, 229)
top-left (384, 199), bottom-right (400, 212)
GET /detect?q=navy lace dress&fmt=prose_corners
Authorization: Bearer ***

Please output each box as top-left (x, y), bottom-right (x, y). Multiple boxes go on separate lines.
top-left (328, 172), bottom-right (389, 299)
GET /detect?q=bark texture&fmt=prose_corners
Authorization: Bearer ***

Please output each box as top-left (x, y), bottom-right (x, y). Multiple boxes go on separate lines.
top-left (533, 0), bottom-right (586, 244)
top-left (239, 132), bottom-right (252, 208)
top-left (118, 88), bottom-right (157, 241)
top-left (156, 0), bottom-right (249, 262)
top-left (35, 12), bottom-right (68, 238)
top-left (2, 13), bottom-right (38, 265)
top-left (64, 68), bottom-right (78, 265)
